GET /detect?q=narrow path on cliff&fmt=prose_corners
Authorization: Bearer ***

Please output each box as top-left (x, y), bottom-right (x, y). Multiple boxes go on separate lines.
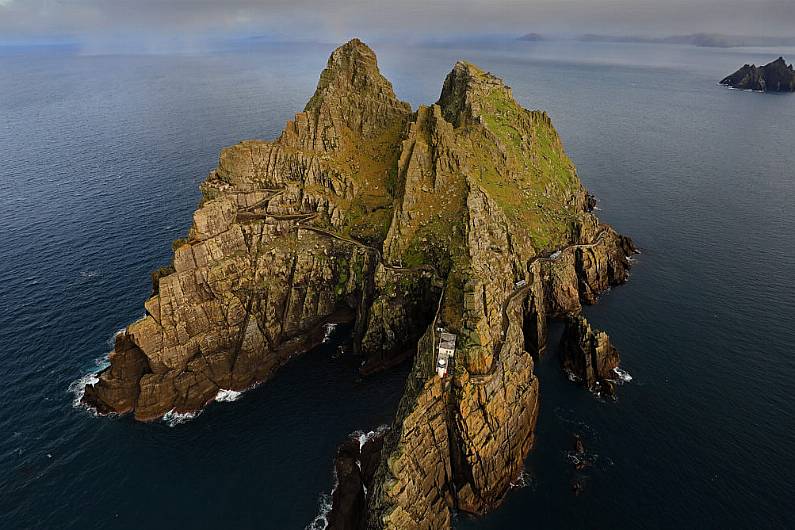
top-left (231, 187), bottom-right (608, 384)
top-left (471, 228), bottom-right (609, 383)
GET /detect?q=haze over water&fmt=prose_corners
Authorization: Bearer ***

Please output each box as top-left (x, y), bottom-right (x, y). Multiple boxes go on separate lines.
top-left (0, 40), bottom-right (793, 529)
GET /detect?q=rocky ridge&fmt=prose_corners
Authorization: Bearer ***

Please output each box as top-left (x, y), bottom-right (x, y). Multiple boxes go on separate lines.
top-left (83, 38), bottom-right (412, 420)
top-left (360, 62), bottom-right (634, 529)
top-left (81, 39), bottom-right (636, 527)
top-left (720, 57), bottom-right (795, 92)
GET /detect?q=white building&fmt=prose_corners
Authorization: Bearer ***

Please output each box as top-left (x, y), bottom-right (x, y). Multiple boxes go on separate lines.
top-left (436, 331), bottom-right (457, 378)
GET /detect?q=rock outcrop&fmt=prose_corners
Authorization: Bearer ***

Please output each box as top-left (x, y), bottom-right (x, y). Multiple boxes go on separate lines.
top-left (83, 38), bottom-right (412, 420)
top-left (328, 61), bottom-right (634, 529)
top-left (82, 39), bottom-right (636, 528)
top-left (720, 57), bottom-right (795, 92)
top-left (559, 314), bottom-right (622, 397)
top-left (327, 431), bottom-right (387, 530)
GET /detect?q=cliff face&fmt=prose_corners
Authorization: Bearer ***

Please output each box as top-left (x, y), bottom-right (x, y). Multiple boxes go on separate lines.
top-left (82, 39), bottom-right (636, 527)
top-left (559, 314), bottom-right (622, 397)
top-left (359, 63), bottom-right (634, 529)
top-left (720, 57), bottom-right (795, 92)
top-left (83, 39), bottom-right (412, 420)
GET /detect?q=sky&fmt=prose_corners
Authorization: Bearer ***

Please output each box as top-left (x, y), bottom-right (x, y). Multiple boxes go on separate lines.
top-left (1, 0), bottom-right (793, 46)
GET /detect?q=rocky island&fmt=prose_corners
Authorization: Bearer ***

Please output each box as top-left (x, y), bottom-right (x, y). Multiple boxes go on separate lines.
top-left (720, 57), bottom-right (795, 92)
top-left (82, 39), bottom-right (635, 528)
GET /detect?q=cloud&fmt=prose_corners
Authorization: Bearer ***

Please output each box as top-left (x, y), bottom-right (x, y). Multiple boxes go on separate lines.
top-left (1, 0), bottom-right (793, 44)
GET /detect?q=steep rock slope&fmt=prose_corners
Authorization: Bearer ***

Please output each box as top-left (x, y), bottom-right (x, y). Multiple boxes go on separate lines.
top-left (83, 39), bottom-right (412, 420)
top-left (81, 40), bottom-right (636, 528)
top-left (359, 63), bottom-right (635, 529)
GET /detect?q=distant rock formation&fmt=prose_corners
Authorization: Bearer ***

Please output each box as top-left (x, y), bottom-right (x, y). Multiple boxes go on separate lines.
top-left (720, 57), bottom-right (795, 92)
top-left (517, 33), bottom-right (545, 42)
top-left (81, 39), bottom-right (637, 529)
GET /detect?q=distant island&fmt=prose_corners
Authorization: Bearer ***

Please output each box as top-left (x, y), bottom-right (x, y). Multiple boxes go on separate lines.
top-left (517, 33), bottom-right (545, 42)
top-left (720, 57), bottom-right (795, 92)
top-left (517, 32), bottom-right (795, 48)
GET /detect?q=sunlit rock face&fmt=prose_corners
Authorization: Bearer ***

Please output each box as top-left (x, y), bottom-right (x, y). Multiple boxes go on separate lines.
top-left (82, 39), bottom-right (635, 528)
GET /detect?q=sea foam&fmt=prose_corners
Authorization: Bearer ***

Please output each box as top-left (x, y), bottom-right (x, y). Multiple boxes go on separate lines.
top-left (306, 476), bottom-right (337, 530)
top-left (69, 354), bottom-right (111, 413)
top-left (162, 409), bottom-right (202, 427)
top-left (215, 389), bottom-right (243, 402)
top-left (613, 367), bottom-right (633, 383)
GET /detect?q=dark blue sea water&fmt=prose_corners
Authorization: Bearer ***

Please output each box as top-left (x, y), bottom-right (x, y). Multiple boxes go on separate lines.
top-left (1, 40), bottom-right (793, 529)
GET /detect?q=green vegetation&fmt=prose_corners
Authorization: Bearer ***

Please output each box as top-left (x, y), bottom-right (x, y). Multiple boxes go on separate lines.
top-left (150, 265), bottom-right (176, 293)
top-left (197, 184), bottom-right (222, 208)
top-left (345, 193), bottom-right (394, 246)
top-left (335, 256), bottom-right (350, 298)
top-left (472, 87), bottom-right (583, 252)
top-left (171, 237), bottom-right (188, 251)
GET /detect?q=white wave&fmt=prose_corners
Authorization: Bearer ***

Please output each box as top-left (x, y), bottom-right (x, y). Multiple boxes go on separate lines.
top-left (215, 389), bottom-right (243, 402)
top-left (69, 354), bottom-right (111, 412)
top-left (354, 425), bottom-right (389, 450)
top-left (162, 409), bottom-right (202, 427)
top-left (305, 426), bottom-right (387, 529)
top-left (567, 453), bottom-right (582, 465)
top-left (613, 367), bottom-right (633, 383)
top-left (509, 470), bottom-right (531, 489)
top-left (306, 467), bottom-right (338, 530)
top-left (322, 323), bottom-right (338, 343)
top-left (68, 371), bottom-right (99, 407)
top-left (106, 327), bottom-right (127, 347)
top-left (80, 270), bottom-right (99, 279)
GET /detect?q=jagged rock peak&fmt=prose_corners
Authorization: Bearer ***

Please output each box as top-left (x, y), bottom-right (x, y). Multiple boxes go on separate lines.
top-left (304, 38), bottom-right (408, 113)
top-left (437, 60), bottom-right (513, 127)
top-left (720, 56), bottom-right (795, 92)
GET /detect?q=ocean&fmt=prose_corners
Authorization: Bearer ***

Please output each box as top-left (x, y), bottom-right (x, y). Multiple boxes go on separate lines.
top-left (0, 39), bottom-right (793, 529)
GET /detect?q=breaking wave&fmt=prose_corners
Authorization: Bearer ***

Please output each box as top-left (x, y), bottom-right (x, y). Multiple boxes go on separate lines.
top-left (353, 424), bottom-right (389, 450)
top-left (306, 474), bottom-right (337, 530)
top-left (69, 355), bottom-right (111, 412)
top-left (613, 367), bottom-right (633, 383)
top-left (215, 389), bottom-right (243, 402)
top-left (565, 370), bottom-right (581, 383)
top-left (162, 409), bottom-right (202, 427)
top-left (106, 326), bottom-right (127, 347)
top-left (509, 470), bottom-right (534, 490)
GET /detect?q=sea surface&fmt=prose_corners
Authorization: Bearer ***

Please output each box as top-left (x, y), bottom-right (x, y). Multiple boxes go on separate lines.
top-left (1, 40), bottom-right (793, 529)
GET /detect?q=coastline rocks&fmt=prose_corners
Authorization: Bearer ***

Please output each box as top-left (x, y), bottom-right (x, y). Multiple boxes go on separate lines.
top-left (354, 62), bottom-right (634, 529)
top-left (80, 38), bottom-right (637, 529)
top-left (327, 431), bottom-right (387, 530)
top-left (720, 57), bottom-right (795, 92)
top-left (559, 314), bottom-right (621, 397)
top-left (82, 38), bottom-right (412, 420)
